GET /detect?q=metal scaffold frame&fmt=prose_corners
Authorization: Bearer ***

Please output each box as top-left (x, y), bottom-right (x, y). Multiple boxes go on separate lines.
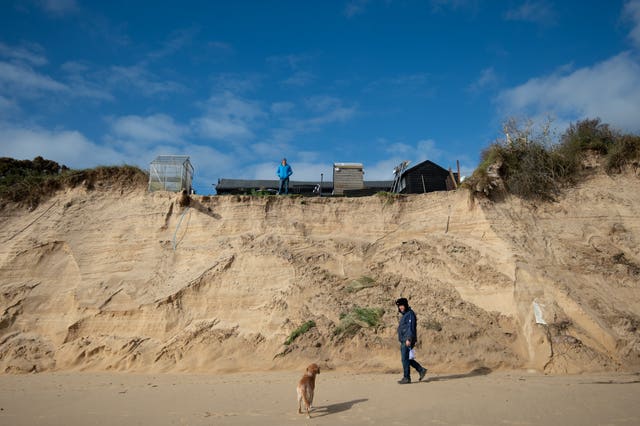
top-left (148, 155), bottom-right (194, 193)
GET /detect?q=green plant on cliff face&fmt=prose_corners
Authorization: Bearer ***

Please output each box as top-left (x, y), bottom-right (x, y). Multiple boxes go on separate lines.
top-left (333, 306), bottom-right (384, 338)
top-left (284, 320), bottom-right (316, 345)
top-left (376, 191), bottom-right (401, 205)
top-left (345, 276), bottom-right (376, 293)
top-left (249, 188), bottom-right (274, 196)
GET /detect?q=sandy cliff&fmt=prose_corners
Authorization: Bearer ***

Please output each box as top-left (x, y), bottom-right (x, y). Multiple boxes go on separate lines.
top-left (0, 169), bottom-right (638, 374)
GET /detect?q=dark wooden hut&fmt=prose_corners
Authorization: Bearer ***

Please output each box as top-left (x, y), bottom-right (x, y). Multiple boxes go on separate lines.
top-left (397, 160), bottom-right (458, 194)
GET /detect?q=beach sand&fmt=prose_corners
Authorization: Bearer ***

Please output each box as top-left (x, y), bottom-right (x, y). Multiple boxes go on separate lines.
top-left (1, 370), bottom-right (639, 425)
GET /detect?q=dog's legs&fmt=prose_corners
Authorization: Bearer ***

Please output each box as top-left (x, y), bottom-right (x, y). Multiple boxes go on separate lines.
top-left (297, 389), bottom-right (303, 414)
top-left (302, 391), bottom-right (311, 418)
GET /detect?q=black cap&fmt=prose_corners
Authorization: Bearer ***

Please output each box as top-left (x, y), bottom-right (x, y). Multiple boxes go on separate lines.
top-left (395, 297), bottom-right (408, 308)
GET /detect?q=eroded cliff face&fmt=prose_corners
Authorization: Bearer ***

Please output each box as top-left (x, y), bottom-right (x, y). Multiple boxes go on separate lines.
top-left (0, 170), bottom-right (638, 374)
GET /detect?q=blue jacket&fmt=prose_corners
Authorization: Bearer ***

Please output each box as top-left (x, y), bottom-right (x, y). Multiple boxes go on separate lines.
top-left (397, 307), bottom-right (417, 345)
top-left (277, 163), bottom-right (293, 179)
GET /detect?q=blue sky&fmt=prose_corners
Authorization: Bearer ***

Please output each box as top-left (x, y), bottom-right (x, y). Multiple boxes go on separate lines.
top-left (1, 0), bottom-right (639, 194)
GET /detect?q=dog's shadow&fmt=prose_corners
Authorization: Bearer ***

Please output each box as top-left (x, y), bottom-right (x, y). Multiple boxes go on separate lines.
top-left (312, 398), bottom-right (368, 417)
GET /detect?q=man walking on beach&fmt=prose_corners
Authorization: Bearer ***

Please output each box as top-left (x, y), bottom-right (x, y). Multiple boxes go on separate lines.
top-left (277, 158), bottom-right (293, 195)
top-left (396, 297), bottom-right (427, 384)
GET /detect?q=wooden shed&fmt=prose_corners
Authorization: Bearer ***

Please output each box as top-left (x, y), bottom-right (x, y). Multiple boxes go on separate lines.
top-left (397, 160), bottom-right (458, 194)
top-left (333, 163), bottom-right (364, 195)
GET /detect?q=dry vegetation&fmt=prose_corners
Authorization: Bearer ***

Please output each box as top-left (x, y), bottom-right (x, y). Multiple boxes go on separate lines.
top-left (0, 157), bottom-right (148, 209)
top-left (464, 118), bottom-right (640, 200)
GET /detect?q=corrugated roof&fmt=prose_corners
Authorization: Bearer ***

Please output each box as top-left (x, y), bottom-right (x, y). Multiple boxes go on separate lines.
top-left (150, 155), bottom-right (192, 165)
top-left (216, 178), bottom-right (392, 189)
top-left (333, 162), bottom-right (363, 168)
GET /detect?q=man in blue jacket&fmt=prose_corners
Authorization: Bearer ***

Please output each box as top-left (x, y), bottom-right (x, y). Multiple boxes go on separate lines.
top-left (277, 158), bottom-right (293, 195)
top-left (396, 297), bottom-right (427, 384)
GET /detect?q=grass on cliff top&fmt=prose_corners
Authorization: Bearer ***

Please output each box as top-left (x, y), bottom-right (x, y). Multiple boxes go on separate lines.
top-left (463, 117), bottom-right (640, 201)
top-left (0, 157), bottom-right (148, 208)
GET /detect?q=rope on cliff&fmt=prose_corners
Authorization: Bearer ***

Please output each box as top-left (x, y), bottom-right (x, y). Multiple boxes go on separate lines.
top-left (172, 207), bottom-right (190, 251)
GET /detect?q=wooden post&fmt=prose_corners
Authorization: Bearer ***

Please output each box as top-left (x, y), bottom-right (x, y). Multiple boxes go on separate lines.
top-left (456, 160), bottom-right (461, 184)
top-left (421, 175), bottom-right (426, 193)
top-left (448, 168), bottom-right (458, 190)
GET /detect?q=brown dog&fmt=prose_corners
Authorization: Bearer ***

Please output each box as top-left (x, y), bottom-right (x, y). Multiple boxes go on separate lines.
top-left (297, 363), bottom-right (320, 418)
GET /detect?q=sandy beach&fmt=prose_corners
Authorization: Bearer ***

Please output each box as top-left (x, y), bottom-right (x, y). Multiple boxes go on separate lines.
top-left (1, 370), bottom-right (639, 425)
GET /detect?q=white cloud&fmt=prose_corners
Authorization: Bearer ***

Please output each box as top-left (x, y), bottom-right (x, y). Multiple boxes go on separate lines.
top-left (111, 114), bottom-right (188, 143)
top-left (503, 1), bottom-right (556, 25)
top-left (0, 95), bottom-right (19, 115)
top-left (108, 65), bottom-right (184, 96)
top-left (387, 139), bottom-right (443, 163)
top-left (212, 73), bottom-right (262, 93)
top-left (344, 0), bottom-right (370, 18)
top-left (625, 0), bottom-right (640, 48)
top-left (193, 117), bottom-right (254, 141)
top-left (266, 96), bottom-right (357, 146)
top-left (363, 157), bottom-right (404, 181)
top-left (0, 42), bottom-right (47, 66)
top-left (497, 52), bottom-right (640, 133)
top-left (429, 0), bottom-right (479, 13)
top-left (365, 73), bottom-right (435, 98)
top-left (193, 92), bottom-right (265, 141)
top-left (266, 53), bottom-right (314, 70)
top-left (147, 28), bottom-right (198, 61)
top-left (0, 61), bottom-right (67, 95)
top-left (0, 122), bottom-right (237, 195)
top-left (0, 125), bottom-right (123, 168)
top-left (37, 0), bottom-right (79, 16)
top-left (283, 71), bottom-right (315, 87)
top-left (304, 96), bottom-right (357, 124)
top-left (0, 58), bottom-right (113, 102)
top-left (176, 144), bottom-right (235, 192)
top-left (208, 41), bottom-right (233, 51)
top-left (271, 101), bottom-right (295, 115)
top-left (467, 67), bottom-right (498, 92)
top-left (361, 138), bottom-right (450, 181)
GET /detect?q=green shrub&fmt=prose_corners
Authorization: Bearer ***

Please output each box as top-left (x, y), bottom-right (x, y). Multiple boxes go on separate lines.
top-left (465, 129), bottom-right (573, 200)
top-left (605, 134), bottom-right (640, 173)
top-left (249, 188), bottom-right (274, 196)
top-left (334, 306), bottom-right (384, 338)
top-left (559, 118), bottom-right (616, 156)
top-left (0, 157), bottom-right (147, 208)
top-left (345, 276), bottom-right (376, 293)
top-left (376, 191), bottom-right (402, 204)
top-left (284, 320), bottom-right (316, 345)
top-left (464, 117), bottom-right (640, 201)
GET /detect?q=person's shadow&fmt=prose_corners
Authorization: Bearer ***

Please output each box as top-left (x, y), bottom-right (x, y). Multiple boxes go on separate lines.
top-left (311, 398), bottom-right (368, 417)
top-left (421, 367), bottom-right (492, 383)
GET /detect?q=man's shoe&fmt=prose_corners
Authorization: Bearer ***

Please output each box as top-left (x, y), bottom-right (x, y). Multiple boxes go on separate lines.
top-left (397, 377), bottom-right (411, 384)
top-left (419, 368), bottom-right (427, 382)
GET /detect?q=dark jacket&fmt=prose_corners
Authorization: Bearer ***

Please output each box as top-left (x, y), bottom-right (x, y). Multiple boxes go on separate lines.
top-left (397, 307), bottom-right (417, 346)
